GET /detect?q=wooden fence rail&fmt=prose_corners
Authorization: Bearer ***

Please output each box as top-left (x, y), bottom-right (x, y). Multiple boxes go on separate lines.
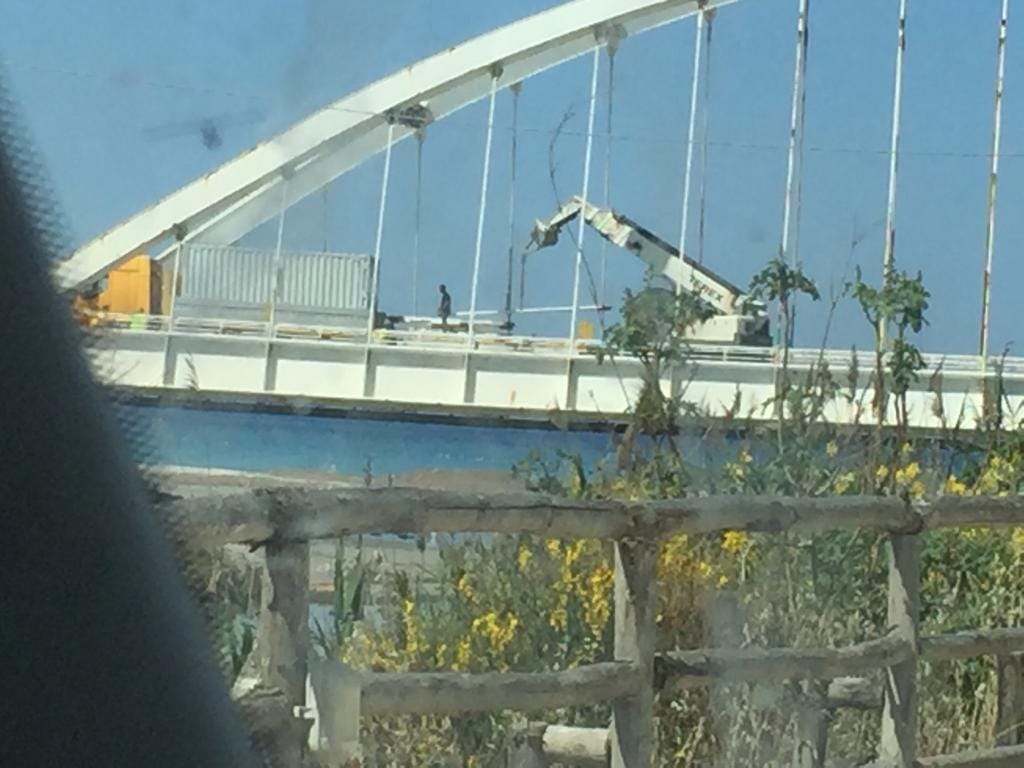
top-left (168, 489), bottom-right (1024, 767)
top-left (359, 663), bottom-right (642, 716)
top-left (166, 488), bottom-right (1024, 546)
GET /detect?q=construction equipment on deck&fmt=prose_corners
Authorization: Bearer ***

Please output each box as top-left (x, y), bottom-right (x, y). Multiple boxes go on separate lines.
top-left (526, 196), bottom-right (770, 345)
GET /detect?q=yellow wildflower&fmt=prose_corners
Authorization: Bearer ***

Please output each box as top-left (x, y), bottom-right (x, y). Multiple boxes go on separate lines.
top-left (738, 449), bottom-right (753, 464)
top-left (876, 465), bottom-right (890, 481)
top-left (659, 533), bottom-right (691, 576)
top-left (453, 637), bottom-right (472, 671)
top-left (517, 545), bottom-right (533, 570)
top-left (582, 563), bottom-right (614, 636)
top-left (826, 441), bottom-right (839, 457)
top-left (456, 573), bottom-right (476, 602)
top-left (549, 605), bottom-right (568, 632)
top-left (888, 462), bottom-right (924, 498)
top-left (1013, 528), bottom-right (1024, 554)
top-left (944, 475), bottom-right (968, 496)
top-left (718, 574), bottom-right (730, 587)
top-left (894, 461), bottom-right (920, 485)
top-left (545, 539), bottom-right (561, 557)
top-left (402, 599), bottom-right (422, 656)
top-left (976, 453), bottom-right (1018, 495)
top-left (469, 611), bottom-right (519, 654)
top-left (563, 540), bottom-right (585, 567)
top-left (834, 471), bottom-right (856, 495)
top-left (721, 530), bottom-right (748, 556)
top-left (434, 643), bottom-right (448, 668)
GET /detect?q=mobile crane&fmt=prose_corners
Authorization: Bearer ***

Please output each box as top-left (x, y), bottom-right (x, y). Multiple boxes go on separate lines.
top-left (526, 196), bottom-right (770, 346)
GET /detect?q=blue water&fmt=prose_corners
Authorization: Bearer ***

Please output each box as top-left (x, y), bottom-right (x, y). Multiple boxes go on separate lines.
top-left (120, 404), bottom-right (616, 475)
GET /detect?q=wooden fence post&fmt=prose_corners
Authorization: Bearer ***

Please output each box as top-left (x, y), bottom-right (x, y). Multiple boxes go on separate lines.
top-left (610, 538), bottom-right (657, 768)
top-left (708, 591), bottom-right (743, 768)
top-left (879, 533), bottom-right (920, 768)
top-left (507, 722), bottom-right (546, 768)
top-left (996, 652), bottom-right (1024, 746)
top-left (794, 682), bottom-right (829, 768)
top-left (255, 539), bottom-right (311, 768)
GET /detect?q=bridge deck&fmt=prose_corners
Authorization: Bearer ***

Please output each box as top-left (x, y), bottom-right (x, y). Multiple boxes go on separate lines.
top-left (89, 313), bottom-right (1021, 430)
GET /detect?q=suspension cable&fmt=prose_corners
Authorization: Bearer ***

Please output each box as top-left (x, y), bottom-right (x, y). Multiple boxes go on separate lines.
top-left (567, 46), bottom-right (602, 354)
top-left (504, 82), bottom-right (522, 329)
top-left (167, 240), bottom-right (183, 328)
top-left (365, 122), bottom-right (396, 344)
top-left (321, 185), bottom-right (329, 253)
top-left (519, 251), bottom-right (527, 312)
top-left (785, 0), bottom-right (812, 349)
top-left (267, 179), bottom-right (289, 334)
top-left (599, 44), bottom-right (617, 303)
top-left (980, 0), bottom-right (1009, 363)
top-left (677, 10), bottom-right (706, 292)
top-left (412, 129), bottom-right (424, 315)
top-left (697, 11), bottom-right (714, 265)
top-left (468, 72), bottom-right (500, 347)
top-left (791, 0), bottom-right (811, 275)
top-left (879, 0), bottom-right (908, 349)
top-left (781, 0), bottom-right (809, 267)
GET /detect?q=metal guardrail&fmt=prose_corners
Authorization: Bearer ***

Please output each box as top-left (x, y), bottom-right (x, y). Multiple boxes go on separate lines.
top-left (84, 310), bottom-right (1024, 378)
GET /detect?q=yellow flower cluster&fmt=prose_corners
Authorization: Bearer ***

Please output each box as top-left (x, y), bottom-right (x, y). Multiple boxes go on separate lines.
top-left (944, 475), bottom-right (968, 496)
top-left (659, 533), bottom-right (714, 586)
top-left (549, 602), bottom-right (569, 632)
top-left (456, 572), bottom-right (476, 603)
top-left (878, 460), bottom-right (926, 498)
top-left (454, 637), bottom-right (472, 670)
top-left (341, 624), bottom-right (402, 671)
top-left (721, 530), bottom-right (748, 556)
top-left (659, 533), bottom-right (691, 576)
top-left (894, 461), bottom-right (926, 499)
top-left (517, 545), bottom-right (533, 570)
top-left (975, 454), bottom-right (1018, 496)
top-left (724, 449), bottom-right (754, 484)
top-left (402, 598), bottom-right (423, 656)
top-left (543, 538), bottom-right (611, 639)
top-left (1013, 528), bottom-right (1024, 555)
top-left (834, 471), bottom-right (857, 495)
top-left (582, 562), bottom-right (614, 636)
top-left (471, 610), bottom-right (520, 655)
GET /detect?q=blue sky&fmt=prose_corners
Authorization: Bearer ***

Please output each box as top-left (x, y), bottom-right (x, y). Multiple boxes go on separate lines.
top-left (2, 0), bottom-right (1020, 355)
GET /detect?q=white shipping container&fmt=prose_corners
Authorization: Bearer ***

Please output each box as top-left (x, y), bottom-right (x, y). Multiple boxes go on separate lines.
top-left (176, 243), bottom-right (373, 326)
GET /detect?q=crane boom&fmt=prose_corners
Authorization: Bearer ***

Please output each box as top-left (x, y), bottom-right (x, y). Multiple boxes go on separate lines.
top-left (527, 196), bottom-right (769, 344)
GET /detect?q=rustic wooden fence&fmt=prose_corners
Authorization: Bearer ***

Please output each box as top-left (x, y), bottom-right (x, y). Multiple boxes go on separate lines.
top-left (167, 489), bottom-right (1024, 767)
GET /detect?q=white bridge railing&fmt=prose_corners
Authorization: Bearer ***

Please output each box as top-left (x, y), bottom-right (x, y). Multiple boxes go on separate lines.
top-left (84, 310), bottom-right (1024, 429)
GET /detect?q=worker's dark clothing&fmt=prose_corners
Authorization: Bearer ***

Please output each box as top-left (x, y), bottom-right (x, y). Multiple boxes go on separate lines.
top-left (439, 290), bottom-right (452, 324)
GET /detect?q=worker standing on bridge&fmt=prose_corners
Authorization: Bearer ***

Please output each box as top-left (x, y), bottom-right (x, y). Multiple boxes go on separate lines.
top-left (438, 284), bottom-right (452, 329)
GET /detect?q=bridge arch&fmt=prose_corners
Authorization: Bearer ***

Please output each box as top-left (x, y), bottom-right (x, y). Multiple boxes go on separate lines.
top-left (59, 0), bottom-right (740, 290)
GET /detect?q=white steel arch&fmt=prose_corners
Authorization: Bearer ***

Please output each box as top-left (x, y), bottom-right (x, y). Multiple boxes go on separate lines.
top-left (57, 0), bottom-right (742, 291)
